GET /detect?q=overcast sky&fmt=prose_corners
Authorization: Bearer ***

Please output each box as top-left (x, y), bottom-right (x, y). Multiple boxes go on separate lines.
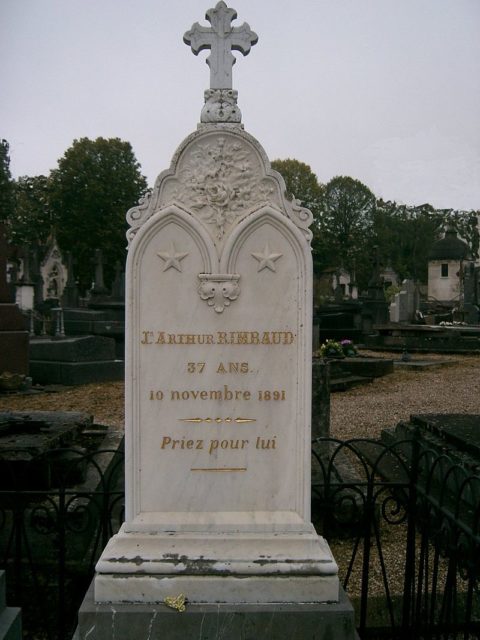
top-left (2, 0), bottom-right (479, 210)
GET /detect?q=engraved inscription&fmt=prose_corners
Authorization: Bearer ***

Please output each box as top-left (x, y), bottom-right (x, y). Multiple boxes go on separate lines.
top-left (150, 326), bottom-right (293, 473)
top-left (141, 330), bottom-right (295, 345)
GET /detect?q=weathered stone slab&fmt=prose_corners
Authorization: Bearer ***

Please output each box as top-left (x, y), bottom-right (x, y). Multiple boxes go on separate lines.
top-left (29, 336), bottom-right (123, 385)
top-left (30, 336), bottom-right (116, 362)
top-left (29, 360), bottom-right (123, 385)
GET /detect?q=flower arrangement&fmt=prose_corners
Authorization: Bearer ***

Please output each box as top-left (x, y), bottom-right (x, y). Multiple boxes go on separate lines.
top-left (340, 339), bottom-right (357, 357)
top-left (319, 339), bottom-right (344, 358)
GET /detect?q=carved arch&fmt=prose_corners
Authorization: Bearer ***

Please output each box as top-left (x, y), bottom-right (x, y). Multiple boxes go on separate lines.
top-left (220, 205), bottom-right (312, 275)
top-left (127, 204), bottom-right (217, 277)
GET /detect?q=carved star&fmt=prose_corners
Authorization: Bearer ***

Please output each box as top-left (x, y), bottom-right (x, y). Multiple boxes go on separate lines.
top-left (251, 243), bottom-right (283, 272)
top-left (157, 242), bottom-right (189, 272)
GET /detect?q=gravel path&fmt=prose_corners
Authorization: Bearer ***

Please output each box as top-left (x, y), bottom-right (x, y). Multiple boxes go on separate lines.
top-left (330, 351), bottom-right (479, 440)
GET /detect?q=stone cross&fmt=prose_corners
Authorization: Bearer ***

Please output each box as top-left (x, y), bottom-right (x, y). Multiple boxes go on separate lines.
top-left (184, 1), bottom-right (258, 89)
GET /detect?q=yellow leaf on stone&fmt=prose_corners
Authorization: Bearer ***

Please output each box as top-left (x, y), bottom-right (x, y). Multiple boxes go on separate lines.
top-left (164, 594), bottom-right (186, 612)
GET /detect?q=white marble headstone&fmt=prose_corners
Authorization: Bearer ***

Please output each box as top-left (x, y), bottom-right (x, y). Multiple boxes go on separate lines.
top-left (95, 2), bottom-right (338, 605)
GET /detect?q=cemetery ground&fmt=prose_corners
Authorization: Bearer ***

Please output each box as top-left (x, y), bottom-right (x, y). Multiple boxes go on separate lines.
top-left (0, 351), bottom-right (478, 609)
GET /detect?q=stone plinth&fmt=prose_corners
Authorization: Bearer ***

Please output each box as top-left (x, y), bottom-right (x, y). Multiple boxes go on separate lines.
top-left (76, 582), bottom-right (356, 640)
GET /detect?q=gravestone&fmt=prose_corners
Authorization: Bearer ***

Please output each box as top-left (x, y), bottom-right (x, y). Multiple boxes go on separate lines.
top-left (78, 4), bottom-right (354, 638)
top-left (0, 224), bottom-right (29, 379)
top-left (14, 246), bottom-right (35, 312)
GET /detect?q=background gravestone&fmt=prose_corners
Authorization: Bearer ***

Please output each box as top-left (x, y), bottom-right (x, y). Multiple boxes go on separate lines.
top-left (0, 224), bottom-right (29, 381)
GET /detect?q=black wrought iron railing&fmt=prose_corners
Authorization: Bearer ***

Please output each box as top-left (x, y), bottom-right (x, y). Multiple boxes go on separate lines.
top-left (311, 435), bottom-right (480, 638)
top-left (0, 446), bottom-right (124, 639)
top-left (0, 435), bottom-right (478, 639)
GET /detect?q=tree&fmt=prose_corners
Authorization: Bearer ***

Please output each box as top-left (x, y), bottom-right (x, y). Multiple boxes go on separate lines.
top-left (271, 158), bottom-right (324, 217)
top-left (51, 137), bottom-right (148, 290)
top-left (0, 140), bottom-right (15, 223)
top-left (270, 159), bottom-right (325, 272)
top-left (10, 175), bottom-right (55, 246)
top-left (319, 176), bottom-right (376, 287)
top-left (448, 210), bottom-right (480, 260)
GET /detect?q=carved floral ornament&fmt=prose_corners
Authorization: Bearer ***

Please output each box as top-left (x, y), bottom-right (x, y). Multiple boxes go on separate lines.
top-left (171, 137), bottom-right (275, 240)
top-left (125, 129), bottom-right (313, 248)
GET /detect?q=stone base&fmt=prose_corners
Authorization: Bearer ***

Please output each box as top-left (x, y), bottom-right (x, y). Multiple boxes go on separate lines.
top-left (95, 526), bottom-right (339, 604)
top-left (76, 581), bottom-right (357, 640)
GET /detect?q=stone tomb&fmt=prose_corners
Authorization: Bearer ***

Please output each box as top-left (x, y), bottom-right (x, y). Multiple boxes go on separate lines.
top-left (88, 4), bottom-right (350, 637)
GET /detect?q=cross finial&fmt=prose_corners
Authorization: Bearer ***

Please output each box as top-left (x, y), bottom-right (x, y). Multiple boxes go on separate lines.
top-left (184, 1), bottom-right (258, 90)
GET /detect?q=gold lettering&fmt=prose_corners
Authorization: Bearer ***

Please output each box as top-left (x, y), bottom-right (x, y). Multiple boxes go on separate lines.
top-left (169, 386), bottom-right (252, 401)
top-left (256, 436), bottom-right (277, 450)
top-left (208, 439), bottom-right (249, 455)
top-left (216, 362), bottom-right (249, 374)
top-left (161, 436), bottom-right (171, 449)
top-left (140, 331), bottom-right (295, 345)
top-left (141, 331), bottom-right (154, 345)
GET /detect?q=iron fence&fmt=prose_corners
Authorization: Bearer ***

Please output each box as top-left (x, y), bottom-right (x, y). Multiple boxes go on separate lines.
top-left (0, 445), bottom-right (124, 639)
top-left (0, 434), bottom-right (478, 639)
top-left (311, 434), bottom-right (480, 638)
